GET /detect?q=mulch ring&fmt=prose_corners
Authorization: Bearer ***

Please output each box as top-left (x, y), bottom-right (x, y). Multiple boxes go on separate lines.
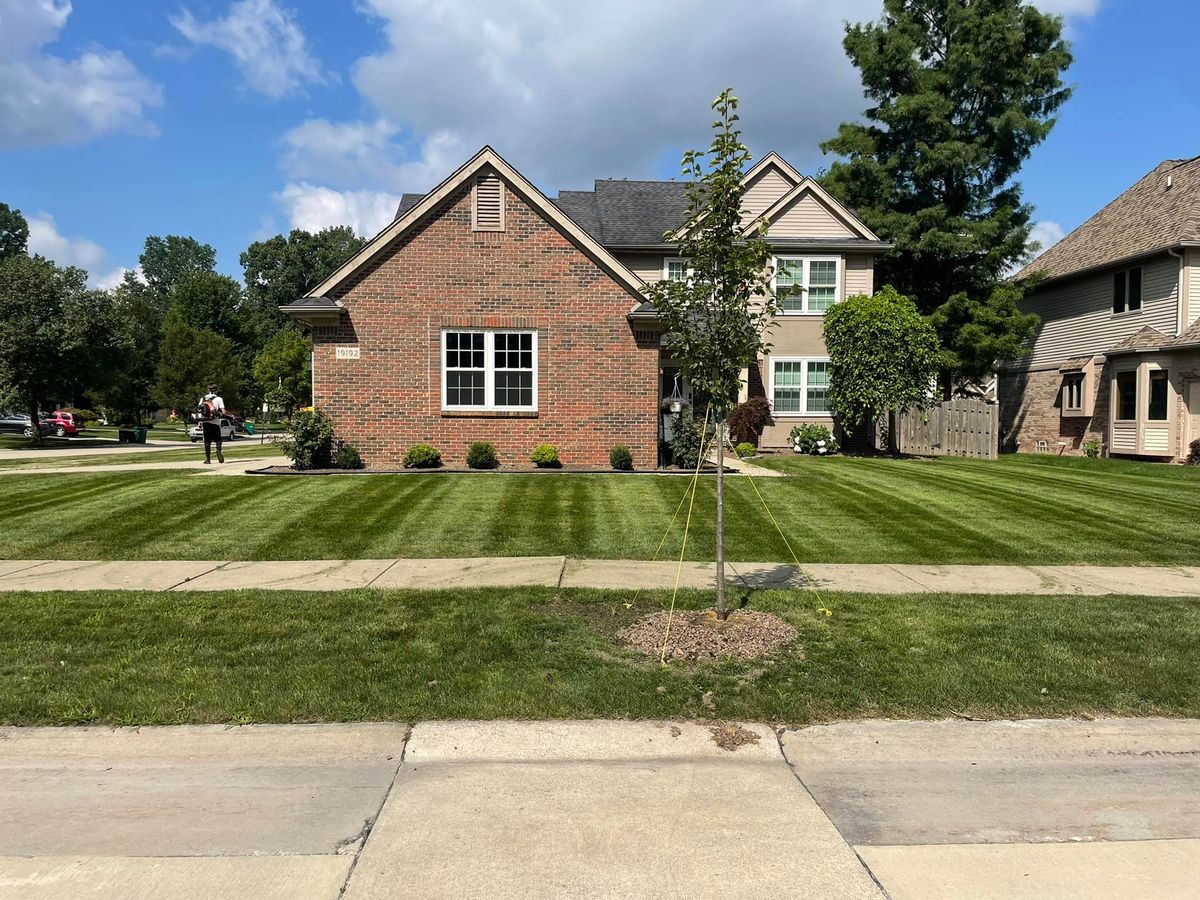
top-left (617, 609), bottom-right (798, 661)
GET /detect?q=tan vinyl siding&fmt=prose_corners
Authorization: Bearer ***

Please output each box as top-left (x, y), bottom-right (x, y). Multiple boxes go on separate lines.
top-left (1014, 253), bottom-right (1180, 370)
top-left (614, 251), bottom-right (664, 284)
top-left (766, 189), bottom-right (856, 239)
top-left (741, 165), bottom-right (794, 222)
top-left (844, 254), bottom-right (873, 297)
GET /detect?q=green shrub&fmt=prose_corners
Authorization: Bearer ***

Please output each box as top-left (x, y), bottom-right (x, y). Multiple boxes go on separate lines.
top-left (609, 444), bottom-right (633, 471)
top-left (728, 397), bottom-right (771, 445)
top-left (403, 443), bottom-right (442, 469)
top-left (1082, 438), bottom-right (1101, 458)
top-left (789, 423), bottom-right (839, 456)
top-left (530, 443), bottom-right (560, 468)
top-left (281, 409), bottom-right (334, 470)
top-left (669, 409), bottom-right (706, 469)
top-left (467, 441), bottom-right (499, 469)
top-left (735, 441), bottom-right (756, 459)
top-left (61, 406), bottom-right (99, 424)
top-left (334, 443), bottom-right (365, 470)
top-left (1188, 438), bottom-right (1200, 467)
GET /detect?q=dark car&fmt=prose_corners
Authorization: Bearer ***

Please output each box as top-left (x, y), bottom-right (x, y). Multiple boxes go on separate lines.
top-left (0, 411), bottom-right (49, 437)
top-left (40, 410), bottom-right (83, 437)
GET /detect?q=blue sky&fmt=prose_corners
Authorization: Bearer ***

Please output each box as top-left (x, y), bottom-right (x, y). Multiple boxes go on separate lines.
top-left (0, 1), bottom-right (1192, 289)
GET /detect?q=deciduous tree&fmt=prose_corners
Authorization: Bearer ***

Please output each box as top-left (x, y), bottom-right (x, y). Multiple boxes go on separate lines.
top-left (153, 313), bottom-right (246, 418)
top-left (0, 202), bottom-right (29, 262)
top-left (139, 235), bottom-right (217, 304)
top-left (820, 0), bottom-right (1070, 389)
top-left (253, 327), bottom-right (311, 414)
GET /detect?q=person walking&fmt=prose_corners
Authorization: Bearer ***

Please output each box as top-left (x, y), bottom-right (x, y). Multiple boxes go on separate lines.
top-left (197, 383), bottom-right (226, 464)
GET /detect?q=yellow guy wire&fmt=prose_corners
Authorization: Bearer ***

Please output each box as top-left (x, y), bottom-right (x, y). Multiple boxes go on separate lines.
top-left (658, 406), bottom-right (714, 665)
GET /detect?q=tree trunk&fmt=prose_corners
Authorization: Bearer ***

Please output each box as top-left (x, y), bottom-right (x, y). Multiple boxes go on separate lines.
top-left (27, 392), bottom-right (42, 446)
top-left (715, 417), bottom-right (727, 620)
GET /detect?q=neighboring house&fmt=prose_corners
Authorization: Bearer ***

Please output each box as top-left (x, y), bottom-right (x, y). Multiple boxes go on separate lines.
top-left (281, 146), bottom-right (890, 468)
top-left (1001, 157), bottom-right (1200, 462)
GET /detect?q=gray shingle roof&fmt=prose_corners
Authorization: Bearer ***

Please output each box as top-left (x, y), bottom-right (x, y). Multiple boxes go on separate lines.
top-left (1020, 156), bottom-right (1200, 283)
top-left (554, 180), bottom-right (693, 245)
top-left (281, 296), bottom-right (340, 310)
top-left (1166, 316), bottom-right (1200, 347)
top-left (1107, 325), bottom-right (1171, 353)
top-left (394, 193), bottom-right (426, 219)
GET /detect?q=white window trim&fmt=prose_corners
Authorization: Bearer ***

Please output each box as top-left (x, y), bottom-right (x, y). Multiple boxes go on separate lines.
top-left (662, 257), bottom-right (692, 283)
top-left (440, 329), bottom-right (538, 413)
top-left (768, 356), bottom-right (833, 417)
top-left (1111, 266), bottom-right (1143, 317)
top-left (772, 255), bottom-right (842, 315)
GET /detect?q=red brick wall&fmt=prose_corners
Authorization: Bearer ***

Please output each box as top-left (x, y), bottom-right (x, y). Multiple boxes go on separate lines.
top-left (999, 367), bottom-right (1106, 455)
top-left (312, 177), bottom-right (661, 469)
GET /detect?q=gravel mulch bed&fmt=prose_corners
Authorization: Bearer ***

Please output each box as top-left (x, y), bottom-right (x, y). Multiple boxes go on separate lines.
top-left (618, 609), bottom-right (798, 661)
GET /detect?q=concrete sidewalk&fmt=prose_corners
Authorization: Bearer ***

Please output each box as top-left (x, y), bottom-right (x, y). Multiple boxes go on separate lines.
top-left (1, 718), bottom-right (1196, 899)
top-left (0, 455), bottom-right (288, 476)
top-left (0, 556), bottom-right (1197, 595)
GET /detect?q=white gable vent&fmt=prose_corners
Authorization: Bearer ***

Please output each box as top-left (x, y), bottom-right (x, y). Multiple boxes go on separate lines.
top-left (472, 173), bottom-right (505, 232)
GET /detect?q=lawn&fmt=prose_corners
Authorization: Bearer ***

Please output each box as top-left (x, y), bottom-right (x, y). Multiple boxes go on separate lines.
top-left (0, 441), bottom-right (280, 470)
top-left (0, 587), bottom-right (1194, 726)
top-left (0, 454), bottom-right (1196, 565)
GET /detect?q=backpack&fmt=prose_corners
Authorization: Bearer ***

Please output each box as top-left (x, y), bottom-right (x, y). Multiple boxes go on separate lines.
top-left (196, 397), bottom-right (217, 420)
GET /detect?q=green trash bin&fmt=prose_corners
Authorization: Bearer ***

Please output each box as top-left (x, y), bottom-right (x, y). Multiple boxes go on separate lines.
top-left (131, 426), bottom-right (147, 444)
top-left (244, 422), bottom-right (256, 436)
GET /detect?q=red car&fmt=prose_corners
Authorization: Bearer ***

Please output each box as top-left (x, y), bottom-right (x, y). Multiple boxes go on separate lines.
top-left (40, 411), bottom-right (84, 437)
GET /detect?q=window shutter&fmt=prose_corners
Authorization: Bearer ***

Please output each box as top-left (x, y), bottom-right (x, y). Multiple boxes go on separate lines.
top-left (473, 174), bottom-right (505, 232)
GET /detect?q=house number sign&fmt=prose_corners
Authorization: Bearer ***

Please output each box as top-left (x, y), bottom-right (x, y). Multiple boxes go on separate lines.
top-left (335, 346), bottom-right (360, 360)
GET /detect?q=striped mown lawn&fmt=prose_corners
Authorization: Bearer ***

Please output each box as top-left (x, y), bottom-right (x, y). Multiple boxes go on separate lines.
top-left (0, 453), bottom-right (1196, 565)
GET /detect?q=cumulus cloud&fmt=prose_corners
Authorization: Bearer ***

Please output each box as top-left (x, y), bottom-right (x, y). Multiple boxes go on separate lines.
top-left (1033, 0), bottom-right (1101, 17)
top-left (25, 212), bottom-right (131, 289)
top-left (0, 0), bottom-right (161, 149)
top-left (1028, 220), bottom-right (1066, 258)
top-left (275, 183), bottom-right (401, 236)
top-left (172, 0), bottom-right (326, 99)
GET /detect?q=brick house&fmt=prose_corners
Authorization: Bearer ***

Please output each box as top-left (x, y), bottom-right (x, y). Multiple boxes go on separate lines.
top-left (1001, 157), bottom-right (1200, 462)
top-left (281, 147), bottom-right (890, 468)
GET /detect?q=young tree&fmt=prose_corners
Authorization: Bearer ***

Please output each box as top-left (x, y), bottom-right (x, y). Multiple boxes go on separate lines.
top-left (823, 286), bottom-right (941, 446)
top-left (820, 0), bottom-right (1071, 390)
top-left (0, 202), bottom-right (29, 261)
top-left (253, 327), bottom-right (312, 414)
top-left (642, 89), bottom-right (779, 620)
top-left (240, 227), bottom-right (365, 341)
top-left (0, 255), bottom-right (111, 443)
top-left (153, 313), bottom-right (246, 417)
top-left (139, 235), bottom-right (217, 305)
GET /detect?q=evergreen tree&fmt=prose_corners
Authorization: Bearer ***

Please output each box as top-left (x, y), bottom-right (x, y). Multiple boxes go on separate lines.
top-left (821, 0), bottom-right (1072, 388)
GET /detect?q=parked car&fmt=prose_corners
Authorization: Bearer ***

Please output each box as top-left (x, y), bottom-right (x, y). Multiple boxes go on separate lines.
top-left (188, 417), bottom-right (238, 442)
top-left (0, 411), bottom-right (49, 437)
top-left (40, 410), bottom-right (83, 437)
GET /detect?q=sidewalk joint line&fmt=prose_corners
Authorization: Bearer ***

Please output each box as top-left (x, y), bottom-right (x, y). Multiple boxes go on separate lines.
top-left (365, 559), bottom-right (403, 590)
top-left (556, 556), bottom-right (567, 588)
top-left (0, 560), bottom-right (55, 581)
top-left (338, 722), bottom-right (413, 898)
top-left (883, 564), bottom-right (933, 591)
top-left (166, 561), bottom-right (230, 591)
top-left (773, 727), bottom-right (895, 899)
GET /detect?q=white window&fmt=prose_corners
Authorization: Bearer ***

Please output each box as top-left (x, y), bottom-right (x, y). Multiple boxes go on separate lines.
top-left (770, 358), bottom-right (832, 416)
top-left (442, 330), bottom-right (537, 411)
top-left (663, 258), bottom-right (689, 283)
top-left (773, 256), bottom-right (841, 314)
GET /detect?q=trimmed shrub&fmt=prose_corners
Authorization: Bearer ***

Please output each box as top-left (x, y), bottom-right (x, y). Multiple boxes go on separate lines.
top-left (1187, 438), bottom-right (1200, 467)
top-left (466, 441), bottom-right (499, 469)
top-left (334, 443), bottom-right (365, 470)
top-left (735, 441), bottom-right (756, 459)
top-left (281, 409), bottom-right (334, 470)
top-left (403, 443), bottom-right (442, 469)
top-left (728, 397), bottom-right (772, 445)
top-left (530, 443), bottom-right (561, 468)
top-left (789, 423), bottom-right (839, 456)
top-left (669, 409), bottom-right (706, 469)
top-left (609, 444), bottom-right (633, 471)
top-left (1082, 438), bottom-right (1101, 458)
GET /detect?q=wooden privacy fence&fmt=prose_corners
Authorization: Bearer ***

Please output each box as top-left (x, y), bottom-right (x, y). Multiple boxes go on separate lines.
top-left (896, 398), bottom-right (998, 460)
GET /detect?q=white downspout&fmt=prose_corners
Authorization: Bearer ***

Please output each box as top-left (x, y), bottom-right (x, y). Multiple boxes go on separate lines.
top-left (1168, 247), bottom-right (1184, 336)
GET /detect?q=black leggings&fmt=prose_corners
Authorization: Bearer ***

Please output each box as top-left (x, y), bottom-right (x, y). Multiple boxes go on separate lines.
top-left (202, 421), bottom-right (223, 459)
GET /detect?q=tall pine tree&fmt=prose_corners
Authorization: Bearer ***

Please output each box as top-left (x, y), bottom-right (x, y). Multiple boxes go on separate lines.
top-left (821, 0), bottom-right (1072, 390)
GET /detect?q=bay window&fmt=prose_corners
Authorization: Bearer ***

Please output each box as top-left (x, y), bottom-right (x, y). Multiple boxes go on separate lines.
top-left (771, 358), bottom-right (832, 416)
top-left (774, 256), bottom-right (841, 314)
top-left (442, 330), bottom-right (537, 412)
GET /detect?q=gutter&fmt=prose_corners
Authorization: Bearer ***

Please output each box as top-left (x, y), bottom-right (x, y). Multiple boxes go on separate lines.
top-left (1024, 241), bottom-right (1200, 291)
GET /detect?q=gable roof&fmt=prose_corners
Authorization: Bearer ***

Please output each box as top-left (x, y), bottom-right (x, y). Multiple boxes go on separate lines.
top-left (303, 146), bottom-right (648, 301)
top-left (1107, 325), bottom-right (1172, 354)
top-left (1020, 156), bottom-right (1200, 284)
top-left (554, 180), bottom-right (692, 245)
top-left (744, 177), bottom-right (880, 241)
top-left (393, 193), bottom-right (425, 219)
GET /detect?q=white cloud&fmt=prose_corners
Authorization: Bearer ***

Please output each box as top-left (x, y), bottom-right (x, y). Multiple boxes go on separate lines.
top-left (1028, 220), bottom-right (1066, 258)
top-left (171, 0), bottom-right (326, 99)
top-left (0, 0), bottom-right (161, 149)
top-left (275, 183), bottom-right (401, 236)
top-left (1032, 0), bottom-right (1100, 17)
top-left (25, 212), bottom-right (132, 289)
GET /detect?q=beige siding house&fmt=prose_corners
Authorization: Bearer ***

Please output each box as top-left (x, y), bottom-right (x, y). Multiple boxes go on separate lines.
top-left (1001, 157), bottom-right (1200, 462)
